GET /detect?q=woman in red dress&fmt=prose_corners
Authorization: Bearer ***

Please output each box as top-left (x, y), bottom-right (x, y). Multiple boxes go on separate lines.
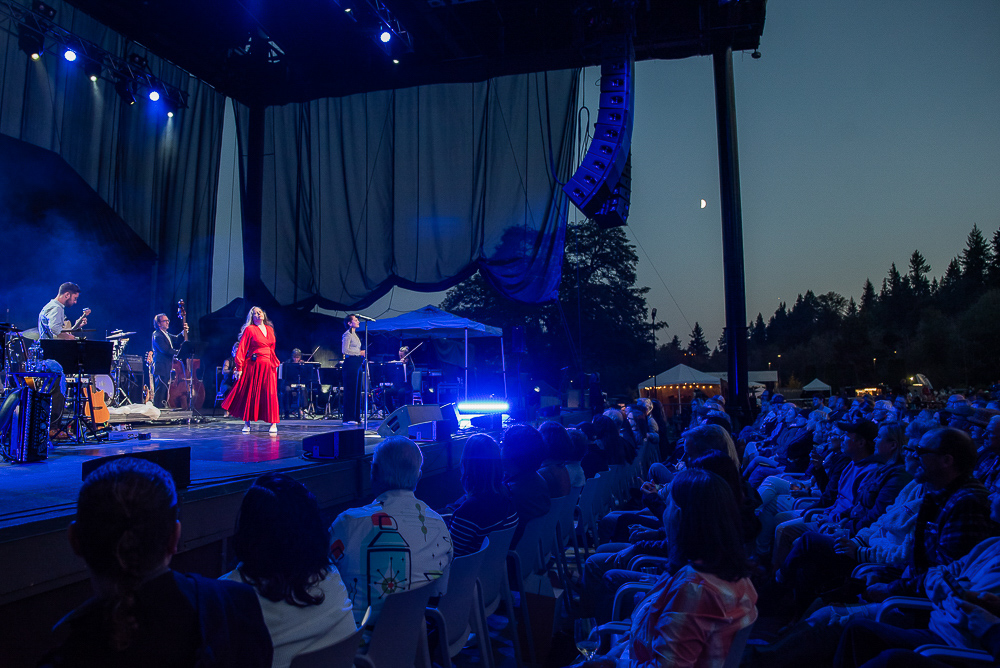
top-left (222, 306), bottom-right (280, 433)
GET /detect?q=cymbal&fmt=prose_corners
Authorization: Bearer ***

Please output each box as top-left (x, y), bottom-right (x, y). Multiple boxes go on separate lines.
top-left (0, 323), bottom-right (22, 333)
top-left (68, 328), bottom-right (96, 333)
top-left (107, 331), bottom-right (136, 340)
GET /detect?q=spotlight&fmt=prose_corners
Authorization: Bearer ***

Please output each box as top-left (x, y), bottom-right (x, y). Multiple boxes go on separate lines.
top-left (63, 49), bottom-right (76, 62)
top-left (18, 24), bottom-right (44, 60)
top-left (148, 90), bottom-right (160, 101)
top-left (127, 53), bottom-right (148, 69)
top-left (392, 58), bottom-right (399, 64)
top-left (380, 30), bottom-right (391, 43)
top-left (114, 78), bottom-right (135, 105)
top-left (84, 59), bottom-right (101, 81)
top-left (167, 111), bottom-right (174, 118)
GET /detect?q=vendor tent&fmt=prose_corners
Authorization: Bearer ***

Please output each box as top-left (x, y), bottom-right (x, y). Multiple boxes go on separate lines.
top-left (638, 364), bottom-right (722, 416)
top-left (802, 378), bottom-right (832, 394)
top-left (364, 305), bottom-right (503, 400)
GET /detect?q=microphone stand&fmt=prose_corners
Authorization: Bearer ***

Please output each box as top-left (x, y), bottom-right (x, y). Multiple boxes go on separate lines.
top-left (362, 321), bottom-right (370, 432)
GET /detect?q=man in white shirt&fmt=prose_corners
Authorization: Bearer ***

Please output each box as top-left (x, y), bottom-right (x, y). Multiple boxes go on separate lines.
top-left (328, 436), bottom-right (452, 629)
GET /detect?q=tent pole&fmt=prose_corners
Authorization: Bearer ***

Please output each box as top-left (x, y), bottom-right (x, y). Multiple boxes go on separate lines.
top-left (501, 334), bottom-right (508, 399)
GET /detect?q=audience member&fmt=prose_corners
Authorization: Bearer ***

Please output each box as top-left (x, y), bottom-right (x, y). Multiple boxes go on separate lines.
top-left (40, 458), bottom-right (272, 668)
top-left (447, 434), bottom-right (519, 557)
top-left (224, 474), bottom-right (355, 668)
top-left (565, 428), bottom-right (589, 487)
top-left (537, 421), bottom-right (574, 497)
top-left (328, 436), bottom-right (452, 628)
top-left (502, 425), bottom-right (552, 546)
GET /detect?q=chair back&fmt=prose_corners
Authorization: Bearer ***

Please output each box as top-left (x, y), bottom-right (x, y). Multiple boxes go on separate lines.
top-left (722, 621), bottom-right (756, 668)
top-left (433, 538), bottom-right (489, 647)
top-left (477, 525), bottom-right (517, 612)
top-left (576, 477), bottom-right (601, 538)
top-left (364, 580), bottom-right (436, 668)
top-left (558, 486), bottom-right (583, 540)
top-left (510, 514), bottom-right (550, 575)
top-left (290, 628), bottom-right (363, 668)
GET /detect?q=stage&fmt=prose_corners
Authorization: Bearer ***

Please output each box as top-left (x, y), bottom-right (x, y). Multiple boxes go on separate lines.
top-left (0, 414), bottom-right (482, 666)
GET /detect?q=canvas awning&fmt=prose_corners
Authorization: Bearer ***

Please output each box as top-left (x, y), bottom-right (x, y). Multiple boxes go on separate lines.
top-left (637, 364), bottom-right (723, 390)
top-left (802, 378), bottom-right (832, 392)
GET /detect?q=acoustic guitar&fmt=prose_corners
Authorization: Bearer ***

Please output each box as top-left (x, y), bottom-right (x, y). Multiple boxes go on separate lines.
top-left (143, 351), bottom-right (154, 404)
top-left (84, 379), bottom-right (110, 425)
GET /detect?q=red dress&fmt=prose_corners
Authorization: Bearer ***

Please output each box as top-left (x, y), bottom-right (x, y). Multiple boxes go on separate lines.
top-left (222, 324), bottom-right (280, 423)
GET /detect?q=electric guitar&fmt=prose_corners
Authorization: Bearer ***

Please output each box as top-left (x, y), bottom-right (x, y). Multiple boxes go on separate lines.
top-left (143, 351), bottom-right (154, 404)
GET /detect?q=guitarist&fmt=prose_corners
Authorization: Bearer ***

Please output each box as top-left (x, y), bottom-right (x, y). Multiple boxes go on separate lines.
top-left (151, 313), bottom-right (189, 408)
top-left (38, 282), bottom-right (90, 339)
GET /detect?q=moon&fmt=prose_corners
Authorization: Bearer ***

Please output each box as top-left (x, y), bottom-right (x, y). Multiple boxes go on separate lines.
top-left (700, 199), bottom-right (707, 209)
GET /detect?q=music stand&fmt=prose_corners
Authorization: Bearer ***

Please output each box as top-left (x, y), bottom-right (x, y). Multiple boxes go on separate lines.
top-left (38, 340), bottom-right (113, 443)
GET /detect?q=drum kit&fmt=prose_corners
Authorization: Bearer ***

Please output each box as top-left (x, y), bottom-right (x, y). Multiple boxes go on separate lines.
top-left (2, 324), bottom-right (143, 407)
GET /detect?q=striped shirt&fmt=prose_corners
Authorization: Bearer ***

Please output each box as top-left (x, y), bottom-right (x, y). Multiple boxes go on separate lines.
top-left (448, 493), bottom-right (519, 557)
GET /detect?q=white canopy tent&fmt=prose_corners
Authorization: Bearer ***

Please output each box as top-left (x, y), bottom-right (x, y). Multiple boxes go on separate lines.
top-left (638, 364), bottom-right (723, 415)
top-left (802, 378), bottom-right (832, 394)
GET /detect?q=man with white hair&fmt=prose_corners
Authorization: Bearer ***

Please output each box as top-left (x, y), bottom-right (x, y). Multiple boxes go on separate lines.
top-left (328, 436), bottom-right (452, 628)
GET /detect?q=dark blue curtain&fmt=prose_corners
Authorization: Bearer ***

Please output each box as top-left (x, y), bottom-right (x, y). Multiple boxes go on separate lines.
top-left (235, 69), bottom-right (578, 309)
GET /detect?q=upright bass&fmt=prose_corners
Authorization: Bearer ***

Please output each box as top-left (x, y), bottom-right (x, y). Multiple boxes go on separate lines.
top-left (167, 300), bottom-right (206, 410)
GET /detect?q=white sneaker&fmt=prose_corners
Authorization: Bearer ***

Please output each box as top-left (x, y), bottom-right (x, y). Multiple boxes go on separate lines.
top-left (241, 424), bottom-right (251, 433)
top-left (269, 424), bottom-right (277, 434)
top-left (344, 420), bottom-right (358, 426)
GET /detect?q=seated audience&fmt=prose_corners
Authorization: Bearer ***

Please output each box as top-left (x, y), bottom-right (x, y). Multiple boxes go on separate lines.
top-left (328, 436), bottom-right (452, 628)
top-left (537, 421), bottom-right (574, 497)
top-left (589, 468), bottom-right (757, 667)
top-left (224, 474), bottom-right (355, 668)
top-left (447, 434), bottom-right (519, 557)
top-left (502, 424), bottom-right (552, 546)
top-left (41, 458), bottom-right (272, 668)
top-left (565, 428), bottom-right (589, 487)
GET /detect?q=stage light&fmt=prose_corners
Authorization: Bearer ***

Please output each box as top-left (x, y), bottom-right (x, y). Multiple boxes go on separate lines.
top-left (457, 401), bottom-right (510, 414)
top-left (32, 1), bottom-right (56, 19)
top-left (63, 49), bottom-right (76, 61)
top-left (392, 58), bottom-right (399, 64)
top-left (380, 30), bottom-right (391, 43)
top-left (148, 90), bottom-right (160, 101)
top-left (18, 24), bottom-right (44, 60)
top-left (167, 111), bottom-right (174, 118)
top-left (114, 78), bottom-right (135, 105)
top-left (84, 60), bottom-right (101, 81)
top-left (31, 52), bottom-right (40, 60)
top-left (128, 53), bottom-right (148, 69)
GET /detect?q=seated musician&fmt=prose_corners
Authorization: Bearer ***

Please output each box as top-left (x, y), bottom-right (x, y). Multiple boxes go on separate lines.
top-left (388, 346), bottom-right (414, 412)
top-left (282, 348), bottom-right (307, 419)
top-left (38, 282), bottom-right (88, 340)
top-left (151, 313), bottom-right (189, 408)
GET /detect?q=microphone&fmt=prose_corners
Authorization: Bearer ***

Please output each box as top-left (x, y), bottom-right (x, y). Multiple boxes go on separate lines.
top-left (356, 314), bottom-right (376, 322)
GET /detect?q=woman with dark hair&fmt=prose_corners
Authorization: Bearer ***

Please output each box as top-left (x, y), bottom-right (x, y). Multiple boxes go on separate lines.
top-left (626, 468), bottom-right (758, 667)
top-left (565, 428), bottom-right (589, 486)
top-left (538, 421), bottom-right (574, 497)
top-left (687, 450), bottom-right (763, 546)
top-left (502, 425), bottom-right (552, 547)
top-left (223, 306), bottom-right (280, 433)
top-left (593, 414), bottom-right (628, 466)
top-left (42, 458), bottom-right (272, 668)
top-left (447, 435), bottom-right (519, 557)
top-left (223, 474), bottom-right (355, 668)
top-left (340, 314), bottom-right (366, 425)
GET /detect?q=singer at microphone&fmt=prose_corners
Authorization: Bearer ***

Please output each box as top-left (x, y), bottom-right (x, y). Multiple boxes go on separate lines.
top-left (341, 314), bottom-right (366, 425)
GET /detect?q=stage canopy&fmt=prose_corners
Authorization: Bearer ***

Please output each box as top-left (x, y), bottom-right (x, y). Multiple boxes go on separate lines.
top-left (365, 305), bottom-right (501, 339)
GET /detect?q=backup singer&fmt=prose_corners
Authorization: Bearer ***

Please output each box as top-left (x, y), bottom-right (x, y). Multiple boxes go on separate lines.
top-left (151, 313), bottom-right (189, 408)
top-left (341, 314), bottom-right (365, 425)
top-left (222, 307), bottom-right (280, 433)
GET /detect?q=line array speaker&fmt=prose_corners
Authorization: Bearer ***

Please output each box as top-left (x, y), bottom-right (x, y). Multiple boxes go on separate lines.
top-left (563, 36), bottom-right (634, 224)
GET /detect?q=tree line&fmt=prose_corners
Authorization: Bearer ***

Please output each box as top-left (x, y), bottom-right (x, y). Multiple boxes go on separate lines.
top-left (442, 220), bottom-right (1000, 398)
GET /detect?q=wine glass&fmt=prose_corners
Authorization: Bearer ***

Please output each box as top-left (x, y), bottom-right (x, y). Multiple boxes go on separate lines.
top-left (574, 617), bottom-right (599, 660)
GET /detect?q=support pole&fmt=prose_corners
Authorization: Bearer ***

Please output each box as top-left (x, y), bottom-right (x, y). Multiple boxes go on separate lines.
top-left (713, 47), bottom-right (751, 426)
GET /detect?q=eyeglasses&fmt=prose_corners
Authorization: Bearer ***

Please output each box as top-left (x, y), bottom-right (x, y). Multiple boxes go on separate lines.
top-left (913, 446), bottom-right (945, 456)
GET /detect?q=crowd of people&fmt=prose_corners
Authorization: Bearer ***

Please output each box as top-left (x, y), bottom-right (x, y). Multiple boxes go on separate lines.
top-left (38, 387), bottom-right (1000, 668)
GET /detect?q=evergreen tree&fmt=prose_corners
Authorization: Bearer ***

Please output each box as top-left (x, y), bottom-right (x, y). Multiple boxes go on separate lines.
top-left (687, 322), bottom-right (710, 358)
top-left (988, 228), bottom-right (1000, 289)
top-left (860, 279), bottom-right (877, 315)
top-left (667, 335), bottom-right (683, 353)
top-left (908, 250), bottom-right (931, 298)
top-left (960, 224), bottom-right (990, 292)
top-left (750, 313), bottom-right (767, 347)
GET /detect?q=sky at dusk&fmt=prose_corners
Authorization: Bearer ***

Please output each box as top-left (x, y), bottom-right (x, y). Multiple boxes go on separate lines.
top-left (216, 0), bottom-right (1000, 350)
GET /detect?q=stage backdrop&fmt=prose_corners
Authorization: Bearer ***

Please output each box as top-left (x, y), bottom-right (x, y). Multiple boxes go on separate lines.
top-left (0, 0), bottom-right (226, 329)
top-left (234, 69), bottom-right (579, 310)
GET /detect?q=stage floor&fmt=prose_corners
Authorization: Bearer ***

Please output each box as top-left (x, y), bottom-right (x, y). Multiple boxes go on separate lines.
top-left (0, 416), bottom-right (390, 535)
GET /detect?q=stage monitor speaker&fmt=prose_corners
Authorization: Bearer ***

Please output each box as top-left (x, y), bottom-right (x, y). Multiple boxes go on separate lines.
top-left (470, 413), bottom-right (502, 431)
top-left (563, 36), bottom-right (634, 219)
top-left (303, 428), bottom-right (365, 459)
top-left (378, 404), bottom-right (444, 438)
top-left (81, 447), bottom-right (191, 488)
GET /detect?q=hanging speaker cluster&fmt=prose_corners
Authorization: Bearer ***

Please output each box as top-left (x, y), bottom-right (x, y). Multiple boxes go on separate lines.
top-left (563, 36), bottom-right (635, 229)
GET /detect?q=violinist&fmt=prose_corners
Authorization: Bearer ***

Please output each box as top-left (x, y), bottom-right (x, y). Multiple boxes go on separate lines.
top-left (151, 313), bottom-right (189, 408)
